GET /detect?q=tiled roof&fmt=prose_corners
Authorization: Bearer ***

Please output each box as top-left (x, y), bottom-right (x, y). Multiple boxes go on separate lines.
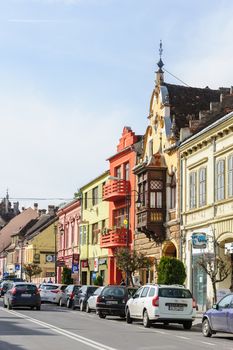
top-left (164, 83), bottom-right (221, 130)
top-left (0, 208), bottom-right (38, 252)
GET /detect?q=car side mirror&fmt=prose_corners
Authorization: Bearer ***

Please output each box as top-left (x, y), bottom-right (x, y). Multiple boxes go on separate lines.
top-left (213, 304), bottom-right (218, 310)
top-left (133, 294), bottom-right (139, 299)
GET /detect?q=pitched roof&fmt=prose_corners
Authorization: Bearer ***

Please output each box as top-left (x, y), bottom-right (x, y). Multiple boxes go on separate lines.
top-left (25, 214), bottom-right (57, 240)
top-left (0, 208), bottom-right (38, 252)
top-left (164, 83), bottom-right (221, 130)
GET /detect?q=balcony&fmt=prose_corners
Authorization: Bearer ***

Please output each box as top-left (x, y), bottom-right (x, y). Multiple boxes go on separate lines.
top-left (103, 180), bottom-right (130, 202)
top-left (136, 208), bottom-right (165, 242)
top-left (100, 227), bottom-right (128, 248)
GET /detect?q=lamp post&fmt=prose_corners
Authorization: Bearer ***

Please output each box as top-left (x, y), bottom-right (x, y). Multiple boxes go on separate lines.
top-left (54, 223), bottom-right (64, 283)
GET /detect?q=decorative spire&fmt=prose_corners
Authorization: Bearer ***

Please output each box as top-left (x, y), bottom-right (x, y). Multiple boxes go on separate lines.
top-left (155, 40), bottom-right (164, 86)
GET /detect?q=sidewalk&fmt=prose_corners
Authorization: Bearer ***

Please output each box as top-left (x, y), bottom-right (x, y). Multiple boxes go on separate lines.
top-left (192, 311), bottom-right (203, 328)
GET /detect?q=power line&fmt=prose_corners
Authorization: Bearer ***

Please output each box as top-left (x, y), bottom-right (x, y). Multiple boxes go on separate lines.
top-left (164, 68), bottom-right (191, 87)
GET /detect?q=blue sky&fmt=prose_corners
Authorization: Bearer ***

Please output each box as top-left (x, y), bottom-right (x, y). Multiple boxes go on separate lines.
top-left (1, 0), bottom-right (233, 209)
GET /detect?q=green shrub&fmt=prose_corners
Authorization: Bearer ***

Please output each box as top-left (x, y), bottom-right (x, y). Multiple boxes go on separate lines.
top-left (62, 267), bottom-right (73, 285)
top-left (93, 275), bottom-right (103, 286)
top-left (157, 257), bottom-right (186, 285)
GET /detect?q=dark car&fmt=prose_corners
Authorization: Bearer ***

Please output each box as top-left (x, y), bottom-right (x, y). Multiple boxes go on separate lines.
top-left (3, 282), bottom-right (41, 310)
top-left (60, 284), bottom-right (82, 308)
top-left (72, 285), bottom-right (99, 311)
top-left (96, 285), bottom-right (138, 319)
top-left (0, 281), bottom-right (12, 297)
top-left (202, 293), bottom-right (233, 337)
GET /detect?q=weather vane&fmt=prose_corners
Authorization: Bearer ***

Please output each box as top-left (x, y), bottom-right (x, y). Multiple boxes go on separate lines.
top-left (159, 40), bottom-right (163, 59)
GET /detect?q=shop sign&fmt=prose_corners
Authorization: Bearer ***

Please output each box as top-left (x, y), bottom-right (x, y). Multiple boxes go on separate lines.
top-left (81, 260), bottom-right (89, 268)
top-left (98, 258), bottom-right (107, 265)
top-left (94, 258), bottom-right (98, 272)
top-left (15, 264), bottom-right (20, 271)
top-left (46, 254), bottom-right (55, 263)
top-left (192, 233), bottom-right (207, 249)
top-left (225, 242), bottom-right (233, 254)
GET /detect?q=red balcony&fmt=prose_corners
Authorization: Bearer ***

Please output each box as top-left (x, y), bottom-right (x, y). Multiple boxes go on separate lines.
top-left (103, 180), bottom-right (130, 201)
top-left (100, 227), bottom-right (128, 248)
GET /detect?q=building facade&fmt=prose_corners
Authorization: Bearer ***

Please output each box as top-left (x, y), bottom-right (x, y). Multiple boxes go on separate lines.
top-left (101, 127), bottom-right (143, 284)
top-left (79, 171), bottom-right (109, 285)
top-left (180, 110), bottom-right (233, 310)
top-left (57, 198), bottom-right (81, 283)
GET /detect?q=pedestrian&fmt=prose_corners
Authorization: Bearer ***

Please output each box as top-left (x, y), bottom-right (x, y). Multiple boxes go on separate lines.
top-left (48, 277), bottom-right (53, 283)
top-left (120, 279), bottom-right (126, 286)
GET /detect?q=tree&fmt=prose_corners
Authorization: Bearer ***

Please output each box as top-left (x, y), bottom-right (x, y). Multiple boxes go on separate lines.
top-left (157, 257), bottom-right (186, 285)
top-left (93, 275), bottom-right (103, 286)
top-left (115, 247), bottom-right (152, 286)
top-left (23, 263), bottom-right (42, 282)
top-left (197, 253), bottom-right (231, 303)
top-left (62, 267), bottom-right (73, 285)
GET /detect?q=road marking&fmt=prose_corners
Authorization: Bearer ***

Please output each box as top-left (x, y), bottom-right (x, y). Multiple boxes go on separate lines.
top-left (3, 309), bottom-right (118, 350)
top-left (175, 336), bottom-right (190, 340)
top-left (200, 342), bottom-right (216, 346)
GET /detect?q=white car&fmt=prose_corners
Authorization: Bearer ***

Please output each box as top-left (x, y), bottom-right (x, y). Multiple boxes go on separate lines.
top-left (86, 286), bottom-right (104, 313)
top-left (39, 283), bottom-right (67, 305)
top-left (126, 284), bottom-right (196, 329)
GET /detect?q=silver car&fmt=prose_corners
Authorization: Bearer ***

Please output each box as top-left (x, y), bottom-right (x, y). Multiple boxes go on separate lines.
top-left (39, 283), bottom-right (67, 305)
top-left (86, 286), bottom-right (104, 313)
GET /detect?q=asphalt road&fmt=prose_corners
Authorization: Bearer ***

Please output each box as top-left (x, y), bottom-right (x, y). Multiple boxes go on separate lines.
top-left (1, 299), bottom-right (233, 350)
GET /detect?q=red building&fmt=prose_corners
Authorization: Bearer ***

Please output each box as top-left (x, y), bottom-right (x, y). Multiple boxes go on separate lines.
top-left (101, 127), bottom-right (142, 284)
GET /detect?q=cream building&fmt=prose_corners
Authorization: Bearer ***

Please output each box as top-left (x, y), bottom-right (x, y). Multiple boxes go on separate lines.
top-left (180, 109), bottom-right (233, 310)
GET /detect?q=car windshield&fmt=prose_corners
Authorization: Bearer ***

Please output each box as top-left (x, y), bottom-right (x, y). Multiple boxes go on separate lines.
top-left (44, 285), bottom-right (60, 290)
top-left (94, 287), bottom-right (103, 296)
top-left (102, 287), bottom-right (125, 297)
top-left (15, 284), bottom-right (37, 292)
top-left (159, 288), bottom-right (192, 298)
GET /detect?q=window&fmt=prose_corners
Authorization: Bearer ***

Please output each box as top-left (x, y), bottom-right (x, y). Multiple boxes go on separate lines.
top-left (218, 294), bottom-right (233, 309)
top-left (228, 155), bottom-right (233, 197)
top-left (92, 187), bottom-right (98, 206)
top-left (113, 208), bottom-right (126, 227)
top-left (216, 160), bottom-right (225, 201)
top-left (84, 192), bottom-right (88, 209)
top-left (92, 223), bottom-right (99, 245)
top-left (189, 172), bottom-right (196, 209)
top-left (199, 167), bottom-right (206, 207)
top-left (83, 226), bottom-right (87, 245)
top-left (124, 162), bottom-right (130, 181)
top-left (148, 287), bottom-right (155, 297)
top-left (115, 166), bottom-right (121, 179)
top-left (170, 174), bottom-right (176, 209)
top-left (150, 180), bottom-right (163, 208)
top-left (141, 287), bottom-right (149, 298)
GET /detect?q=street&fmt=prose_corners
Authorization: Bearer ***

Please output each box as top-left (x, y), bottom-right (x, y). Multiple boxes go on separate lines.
top-left (1, 300), bottom-right (233, 350)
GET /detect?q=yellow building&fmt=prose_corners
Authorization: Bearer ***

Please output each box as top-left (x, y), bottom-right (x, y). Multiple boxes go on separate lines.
top-left (24, 214), bottom-right (57, 283)
top-left (79, 171), bottom-right (109, 285)
top-left (180, 108), bottom-right (233, 310)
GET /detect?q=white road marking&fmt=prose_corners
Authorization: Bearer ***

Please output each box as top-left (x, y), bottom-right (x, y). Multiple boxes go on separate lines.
top-left (175, 336), bottom-right (190, 340)
top-left (3, 309), bottom-right (118, 350)
top-left (200, 342), bottom-right (216, 346)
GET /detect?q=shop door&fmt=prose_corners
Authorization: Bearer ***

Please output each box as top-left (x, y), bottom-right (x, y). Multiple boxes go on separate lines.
top-left (193, 254), bottom-right (207, 311)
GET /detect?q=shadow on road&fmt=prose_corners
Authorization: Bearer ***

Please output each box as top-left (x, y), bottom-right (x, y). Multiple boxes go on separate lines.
top-left (0, 340), bottom-right (26, 350)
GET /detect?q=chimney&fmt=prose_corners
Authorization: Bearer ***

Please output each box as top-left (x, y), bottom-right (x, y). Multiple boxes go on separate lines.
top-left (13, 202), bottom-right (19, 214)
top-left (41, 209), bottom-right (47, 215)
top-left (48, 205), bottom-right (55, 216)
top-left (34, 203), bottom-right (38, 212)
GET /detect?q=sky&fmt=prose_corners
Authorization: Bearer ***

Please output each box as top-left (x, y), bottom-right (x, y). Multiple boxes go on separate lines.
top-left (1, 0), bottom-right (233, 210)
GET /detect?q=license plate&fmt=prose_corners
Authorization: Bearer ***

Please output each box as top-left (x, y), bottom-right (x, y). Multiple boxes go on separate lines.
top-left (169, 306), bottom-right (183, 311)
top-left (21, 294), bottom-right (31, 297)
top-left (106, 300), bottom-right (118, 305)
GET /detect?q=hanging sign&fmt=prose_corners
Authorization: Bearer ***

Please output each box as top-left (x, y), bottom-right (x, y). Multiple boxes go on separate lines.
top-left (192, 233), bottom-right (207, 249)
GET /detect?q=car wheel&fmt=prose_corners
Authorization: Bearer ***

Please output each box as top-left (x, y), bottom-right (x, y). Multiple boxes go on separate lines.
top-left (183, 321), bottom-right (192, 330)
top-left (99, 311), bottom-right (106, 319)
top-left (86, 303), bottom-right (91, 313)
top-left (143, 310), bottom-right (150, 328)
top-left (80, 302), bottom-right (84, 312)
top-left (126, 308), bottom-right (133, 324)
top-left (202, 318), bottom-right (212, 337)
top-left (7, 300), bottom-right (12, 310)
top-left (36, 305), bottom-right (41, 311)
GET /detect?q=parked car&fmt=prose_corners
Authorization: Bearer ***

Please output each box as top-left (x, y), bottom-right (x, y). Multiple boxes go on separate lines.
top-left (39, 283), bottom-right (67, 305)
top-left (86, 286), bottom-right (104, 313)
top-left (0, 281), bottom-right (12, 297)
top-left (202, 293), bottom-right (233, 337)
top-left (125, 284), bottom-right (196, 329)
top-left (3, 282), bottom-right (41, 310)
top-left (72, 285), bottom-right (99, 311)
top-left (59, 284), bottom-right (82, 308)
top-left (96, 285), bottom-right (138, 319)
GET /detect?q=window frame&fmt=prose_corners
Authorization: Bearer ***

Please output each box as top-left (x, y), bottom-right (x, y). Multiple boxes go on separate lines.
top-left (189, 172), bottom-right (197, 209)
top-left (216, 159), bottom-right (225, 201)
top-left (228, 154), bottom-right (233, 197)
top-left (199, 167), bottom-right (207, 207)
